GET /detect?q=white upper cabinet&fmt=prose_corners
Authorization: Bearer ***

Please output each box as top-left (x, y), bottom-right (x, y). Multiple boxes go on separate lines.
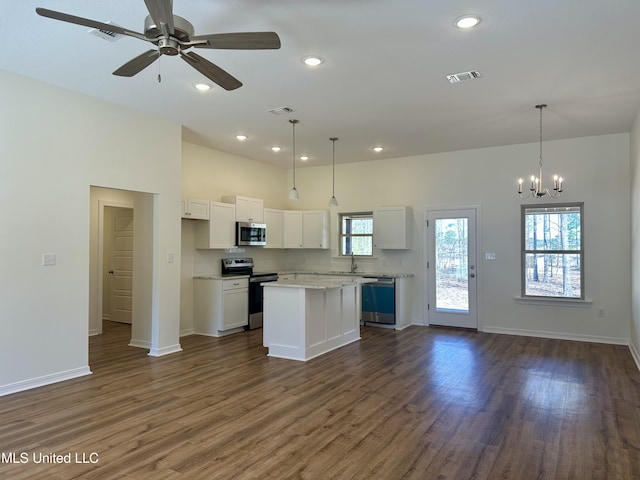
top-left (222, 195), bottom-right (264, 223)
top-left (195, 202), bottom-right (236, 249)
top-left (283, 210), bottom-right (303, 248)
top-left (303, 210), bottom-right (329, 249)
top-left (263, 208), bottom-right (284, 249)
top-left (181, 198), bottom-right (210, 220)
top-left (374, 206), bottom-right (412, 249)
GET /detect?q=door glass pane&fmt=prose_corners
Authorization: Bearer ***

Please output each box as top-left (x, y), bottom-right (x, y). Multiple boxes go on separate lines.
top-left (435, 218), bottom-right (469, 312)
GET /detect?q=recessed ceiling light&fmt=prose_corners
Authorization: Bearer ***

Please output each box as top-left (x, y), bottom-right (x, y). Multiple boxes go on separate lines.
top-left (235, 135), bottom-right (248, 141)
top-left (300, 155), bottom-right (309, 161)
top-left (271, 146), bottom-right (282, 152)
top-left (302, 56), bottom-right (324, 66)
top-left (373, 146), bottom-right (384, 153)
top-left (193, 83), bottom-right (211, 91)
top-left (455, 15), bottom-right (480, 29)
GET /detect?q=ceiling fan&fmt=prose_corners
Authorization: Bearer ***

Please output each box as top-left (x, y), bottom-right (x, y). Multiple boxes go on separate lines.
top-left (35, 0), bottom-right (281, 90)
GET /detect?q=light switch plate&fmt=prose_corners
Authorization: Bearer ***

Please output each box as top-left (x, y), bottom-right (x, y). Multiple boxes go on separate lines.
top-left (42, 253), bottom-right (56, 266)
top-left (167, 251), bottom-right (174, 263)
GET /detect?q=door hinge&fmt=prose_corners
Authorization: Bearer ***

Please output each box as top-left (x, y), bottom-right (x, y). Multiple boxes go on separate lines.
top-left (428, 303), bottom-right (430, 310)
top-left (427, 261), bottom-right (429, 268)
top-left (426, 220), bottom-right (429, 227)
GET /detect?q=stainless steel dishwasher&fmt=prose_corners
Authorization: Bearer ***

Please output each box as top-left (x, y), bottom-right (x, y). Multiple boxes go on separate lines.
top-left (361, 277), bottom-right (395, 325)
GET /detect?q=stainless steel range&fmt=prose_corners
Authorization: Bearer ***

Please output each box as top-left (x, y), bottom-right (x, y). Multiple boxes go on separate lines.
top-left (221, 258), bottom-right (278, 330)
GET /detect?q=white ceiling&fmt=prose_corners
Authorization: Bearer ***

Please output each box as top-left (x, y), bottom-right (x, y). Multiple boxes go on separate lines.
top-left (3, 1), bottom-right (640, 168)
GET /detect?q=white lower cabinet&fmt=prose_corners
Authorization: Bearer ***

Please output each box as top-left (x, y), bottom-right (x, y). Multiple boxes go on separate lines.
top-left (194, 277), bottom-right (248, 336)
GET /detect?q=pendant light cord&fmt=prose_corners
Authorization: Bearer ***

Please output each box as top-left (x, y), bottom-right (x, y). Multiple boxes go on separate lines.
top-left (290, 119), bottom-right (299, 187)
top-left (331, 137), bottom-right (338, 195)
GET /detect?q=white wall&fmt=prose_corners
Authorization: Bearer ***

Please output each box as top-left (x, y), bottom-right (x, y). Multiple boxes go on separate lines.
top-left (0, 69), bottom-right (183, 395)
top-left (629, 109), bottom-right (640, 367)
top-left (183, 133), bottom-right (631, 345)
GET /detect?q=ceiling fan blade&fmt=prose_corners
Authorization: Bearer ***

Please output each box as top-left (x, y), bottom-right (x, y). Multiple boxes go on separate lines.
top-left (191, 32), bottom-right (281, 50)
top-left (144, 0), bottom-right (174, 36)
top-left (35, 7), bottom-right (149, 42)
top-left (113, 50), bottom-right (160, 77)
top-left (180, 51), bottom-right (242, 91)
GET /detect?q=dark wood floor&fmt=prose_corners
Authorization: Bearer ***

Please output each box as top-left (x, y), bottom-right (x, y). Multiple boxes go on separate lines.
top-left (1, 322), bottom-right (639, 479)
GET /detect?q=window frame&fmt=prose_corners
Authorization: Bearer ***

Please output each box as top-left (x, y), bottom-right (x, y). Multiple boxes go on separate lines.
top-left (338, 211), bottom-right (374, 257)
top-left (520, 202), bottom-right (585, 300)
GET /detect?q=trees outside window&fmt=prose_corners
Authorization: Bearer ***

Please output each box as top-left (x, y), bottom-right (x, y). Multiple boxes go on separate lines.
top-left (521, 203), bottom-right (584, 299)
top-left (339, 213), bottom-right (373, 256)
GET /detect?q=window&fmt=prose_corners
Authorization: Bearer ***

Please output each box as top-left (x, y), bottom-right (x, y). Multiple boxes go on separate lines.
top-left (521, 203), bottom-right (584, 299)
top-left (339, 212), bottom-right (373, 256)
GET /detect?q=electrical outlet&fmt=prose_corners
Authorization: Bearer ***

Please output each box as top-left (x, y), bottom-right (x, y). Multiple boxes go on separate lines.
top-left (485, 252), bottom-right (496, 260)
top-left (597, 308), bottom-right (605, 318)
top-left (167, 251), bottom-right (174, 263)
top-left (42, 253), bottom-right (56, 266)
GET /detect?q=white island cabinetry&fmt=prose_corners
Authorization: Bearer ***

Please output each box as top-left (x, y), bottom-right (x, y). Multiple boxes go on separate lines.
top-left (194, 277), bottom-right (248, 336)
top-left (263, 279), bottom-right (360, 361)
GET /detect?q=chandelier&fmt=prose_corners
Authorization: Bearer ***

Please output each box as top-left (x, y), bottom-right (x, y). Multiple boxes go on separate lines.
top-left (518, 104), bottom-right (564, 198)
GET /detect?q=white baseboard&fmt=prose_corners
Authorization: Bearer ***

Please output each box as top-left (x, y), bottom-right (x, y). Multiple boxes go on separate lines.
top-left (180, 328), bottom-right (195, 337)
top-left (148, 344), bottom-right (183, 357)
top-left (481, 326), bottom-right (628, 345)
top-left (630, 341), bottom-right (640, 371)
top-left (88, 328), bottom-right (99, 336)
top-left (128, 339), bottom-right (151, 349)
top-left (0, 366), bottom-right (92, 397)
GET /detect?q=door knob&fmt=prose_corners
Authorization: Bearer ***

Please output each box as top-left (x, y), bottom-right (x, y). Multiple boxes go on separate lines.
top-left (470, 273), bottom-right (475, 278)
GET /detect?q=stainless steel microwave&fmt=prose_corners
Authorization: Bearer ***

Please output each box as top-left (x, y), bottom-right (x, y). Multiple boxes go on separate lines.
top-left (236, 222), bottom-right (267, 246)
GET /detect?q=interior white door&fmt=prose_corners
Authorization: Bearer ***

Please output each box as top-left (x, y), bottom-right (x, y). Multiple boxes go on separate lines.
top-left (426, 208), bottom-right (477, 329)
top-left (109, 209), bottom-right (134, 324)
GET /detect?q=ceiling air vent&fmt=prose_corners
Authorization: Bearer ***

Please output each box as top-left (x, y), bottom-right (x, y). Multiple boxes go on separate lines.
top-left (268, 106), bottom-right (294, 115)
top-left (89, 22), bottom-right (125, 42)
top-left (446, 70), bottom-right (482, 84)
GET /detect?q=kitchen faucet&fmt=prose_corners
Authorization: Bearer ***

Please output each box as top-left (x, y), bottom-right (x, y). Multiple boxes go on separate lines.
top-left (350, 253), bottom-right (358, 273)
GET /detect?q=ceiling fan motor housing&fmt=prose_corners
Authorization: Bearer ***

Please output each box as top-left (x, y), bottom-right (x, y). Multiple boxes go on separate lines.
top-left (144, 14), bottom-right (194, 43)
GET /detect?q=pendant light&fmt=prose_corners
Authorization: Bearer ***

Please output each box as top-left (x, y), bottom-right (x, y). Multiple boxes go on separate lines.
top-left (517, 104), bottom-right (564, 198)
top-left (288, 119), bottom-right (300, 200)
top-left (329, 137), bottom-right (339, 207)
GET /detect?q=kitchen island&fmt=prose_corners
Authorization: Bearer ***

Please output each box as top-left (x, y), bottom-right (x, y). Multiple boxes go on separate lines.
top-left (263, 278), bottom-right (361, 361)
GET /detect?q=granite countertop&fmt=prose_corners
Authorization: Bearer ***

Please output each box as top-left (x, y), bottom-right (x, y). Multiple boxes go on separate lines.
top-left (280, 271), bottom-right (413, 278)
top-left (264, 278), bottom-right (361, 290)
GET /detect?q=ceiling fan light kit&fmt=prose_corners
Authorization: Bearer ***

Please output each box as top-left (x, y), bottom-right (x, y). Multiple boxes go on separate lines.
top-left (35, 0), bottom-right (281, 90)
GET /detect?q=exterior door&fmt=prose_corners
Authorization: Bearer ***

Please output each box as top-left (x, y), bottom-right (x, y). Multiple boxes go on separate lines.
top-left (426, 208), bottom-right (477, 329)
top-left (109, 209), bottom-right (134, 324)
